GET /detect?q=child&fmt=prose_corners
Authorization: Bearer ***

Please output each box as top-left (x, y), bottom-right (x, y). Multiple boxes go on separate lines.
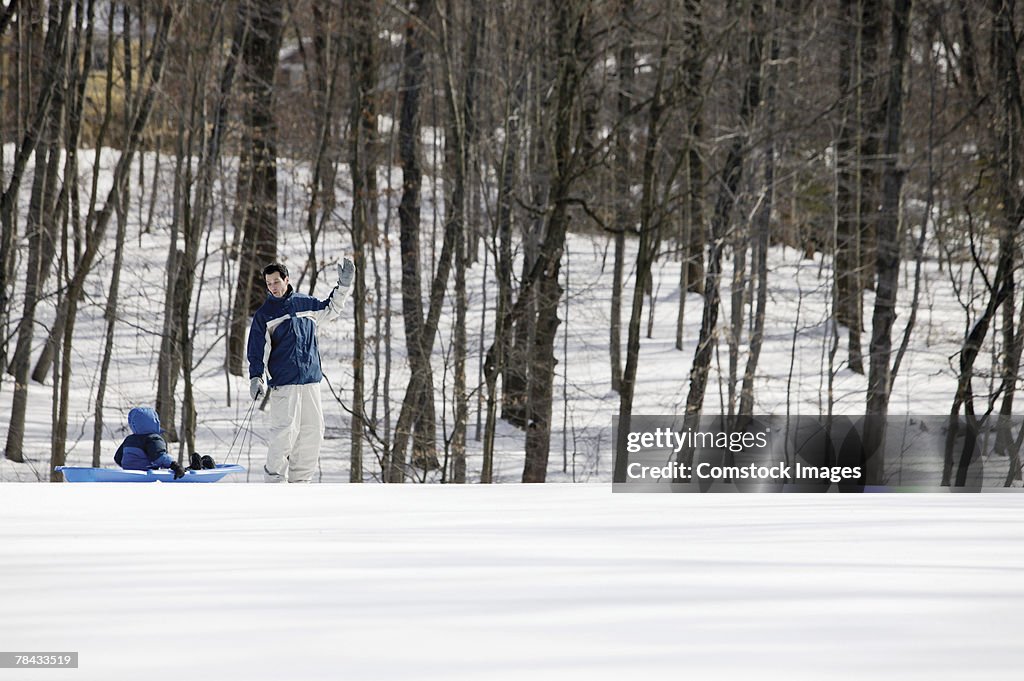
top-left (113, 407), bottom-right (186, 479)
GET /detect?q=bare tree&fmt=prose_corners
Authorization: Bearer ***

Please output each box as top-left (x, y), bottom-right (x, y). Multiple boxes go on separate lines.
top-left (0, 0), bottom-right (69, 381)
top-left (834, 0), bottom-right (863, 374)
top-left (863, 0), bottom-right (912, 484)
top-left (92, 0), bottom-right (125, 467)
top-left (439, 0), bottom-right (483, 483)
top-left (301, 0), bottom-right (343, 293)
top-left (614, 17), bottom-right (684, 482)
top-left (683, 0), bottom-right (765, 424)
top-left (226, 0), bottom-right (283, 378)
top-left (481, 3), bottom-right (528, 483)
top-left (676, 0), bottom-right (706, 353)
top-left (43, 2), bottom-right (176, 478)
top-left (520, 0), bottom-right (590, 482)
top-left (345, 0), bottom-right (378, 482)
top-left (3, 0), bottom-right (71, 463)
top-left (390, 0), bottom-right (437, 481)
top-left (739, 0), bottom-right (781, 418)
top-left (941, 0), bottom-right (1021, 486)
top-left (609, 0), bottom-right (635, 393)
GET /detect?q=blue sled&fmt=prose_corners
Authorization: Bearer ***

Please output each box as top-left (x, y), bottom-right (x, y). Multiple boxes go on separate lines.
top-left (55, 464), bottom-right (245, 483)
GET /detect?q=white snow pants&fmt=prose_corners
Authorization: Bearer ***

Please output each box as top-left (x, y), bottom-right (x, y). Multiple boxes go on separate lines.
top-left (264, 383), bottom-right (324, 483)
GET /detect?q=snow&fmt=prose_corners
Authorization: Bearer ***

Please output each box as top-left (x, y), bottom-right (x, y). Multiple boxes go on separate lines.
top-left (3, 27), bottom-right (1024, 673)
top-left (1, 485), bottom-right (1023, 680)
top-left (3, 134), bottom-right (1023, 675)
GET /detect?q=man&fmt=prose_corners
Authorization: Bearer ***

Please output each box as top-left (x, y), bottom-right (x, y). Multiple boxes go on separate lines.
top-left (247, 258), bottom-right (355, 482)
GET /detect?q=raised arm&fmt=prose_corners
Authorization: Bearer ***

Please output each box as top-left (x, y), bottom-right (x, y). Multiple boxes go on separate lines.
top-left (308, 256), bottom-right (355, 324)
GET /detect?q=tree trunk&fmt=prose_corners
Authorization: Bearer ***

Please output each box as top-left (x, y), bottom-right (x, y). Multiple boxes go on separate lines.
top-left (392, 0), bottom-right (437, 482)
top-left (522, 0), bottom-right (585, 483)
top-left (3, 3), bottom-right (67, 463)
top-left (156, 115), bottom-right (188, 443)
top-left (441, 0), bottom-right (482, 483)
top-left (304, 1), bottom-right (343, 292)
top-left (835, 0), bottom-right (863, 373)
top-left (482, 23), bottom-right (526, 483)
top-left (684, 0), bottom-right (765, 426)
top-left (610, 0), bottom-right (635, 393)
top-left (90, 2), bottom-right (126, 469)
top-left (943, 0), bottom-right (1022, 486)
top-left (32, 5), bottom-right (175, 386)
top-left (177, 4), bottom-right (230, 457)
top-left (728, 223), bottom-right (747, 419)
top-left (94, 176), bottom-right (129, 467)
top-left (863, 0), bottom-right (912, 485)
top-left (991, 0), bottom-right (1023, 481)
top-left (614, 30), bottom-right (674, 482)
top-left (857, 0), bottom-right (884, 294)
top-left (682, 0), bottom-right (705, 298)
top-left (739, 0), bottom-right (778, 418)
top-left (0, 0), bottom-right (70, 380)
top-left (346, 0), bottom-right (377, 482)
top-left (503, 9), bottom-right (551, 430)
top-left (227, 0), bottom-right (283, 378)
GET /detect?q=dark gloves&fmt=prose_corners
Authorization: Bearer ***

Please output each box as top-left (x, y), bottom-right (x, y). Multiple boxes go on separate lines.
top-left (169, 461), bottom-right (186, 480)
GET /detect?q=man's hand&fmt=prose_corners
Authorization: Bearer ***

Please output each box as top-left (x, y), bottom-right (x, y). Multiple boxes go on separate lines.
top-left (169, 461), bottom-right (186, 480)
top-left (338, 257), bottom-right (355, 288)
top-left (250, 377), bottom-right (265, 401)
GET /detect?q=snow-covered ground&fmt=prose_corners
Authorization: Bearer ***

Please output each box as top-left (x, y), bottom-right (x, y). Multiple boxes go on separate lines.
top-left (1, 485), bottom-right (1023, 680)
top-left (3, 85), bottom-right (1022, 681)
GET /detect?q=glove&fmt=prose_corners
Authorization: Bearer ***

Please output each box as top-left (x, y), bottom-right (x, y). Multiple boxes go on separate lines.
top-left (338, 257), bottom-right (355, 288)
top-left (250, 377), bottom-right (265, 401)
top-left (169, 461), bottom-right (186, 480)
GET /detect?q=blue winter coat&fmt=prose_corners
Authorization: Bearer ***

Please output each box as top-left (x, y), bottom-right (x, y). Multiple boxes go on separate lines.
top-left (247, 283), bottom-right (349, 388)
top-left (114, 407), bottom-right (173, 470)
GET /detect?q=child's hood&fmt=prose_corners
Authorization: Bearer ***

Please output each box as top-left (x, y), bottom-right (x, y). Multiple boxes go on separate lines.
top-left (127, 407), bottom-right (161, 435)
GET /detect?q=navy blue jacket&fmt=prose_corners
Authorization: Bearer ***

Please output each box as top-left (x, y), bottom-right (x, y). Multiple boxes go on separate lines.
top-left (114, 407), bottom-right (173, 470)
top-left (247, 283), bottom-right (350, 388)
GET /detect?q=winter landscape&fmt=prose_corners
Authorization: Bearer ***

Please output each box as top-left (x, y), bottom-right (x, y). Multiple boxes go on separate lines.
top-left (3, 1), bottom-right (1024, 678)
top-left (2, 1), bottom-right (1023, 486)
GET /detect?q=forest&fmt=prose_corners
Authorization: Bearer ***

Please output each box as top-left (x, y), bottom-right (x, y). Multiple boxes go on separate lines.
top-left (1, 0), bottom-right (1022, 484)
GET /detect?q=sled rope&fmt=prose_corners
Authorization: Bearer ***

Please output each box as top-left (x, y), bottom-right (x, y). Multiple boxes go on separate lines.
top-left (227, 397), bottom-right (258, 465)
